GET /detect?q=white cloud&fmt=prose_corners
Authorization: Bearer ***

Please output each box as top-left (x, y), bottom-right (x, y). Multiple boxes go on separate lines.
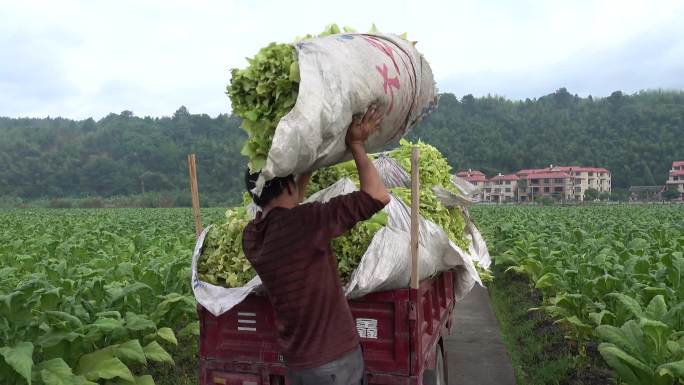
top-left (1, 0), bottom-right (683, 119)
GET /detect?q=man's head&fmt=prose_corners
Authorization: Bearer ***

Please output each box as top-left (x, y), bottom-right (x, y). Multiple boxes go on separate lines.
top-left (244, 169), bottom-right (297, 208)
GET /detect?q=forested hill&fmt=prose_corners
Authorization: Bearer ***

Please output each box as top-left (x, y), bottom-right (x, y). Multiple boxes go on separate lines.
top-left (405, 89), bottom-right (684, 189)
top-left (1, 89), bottom-right (683, 203)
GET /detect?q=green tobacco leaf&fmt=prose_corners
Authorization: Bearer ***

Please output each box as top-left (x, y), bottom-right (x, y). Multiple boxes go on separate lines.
top-left (114, 340), bottom-right (146, 365)
top-left (178, 321), bottom-right (200, 338)
top-left (36, 330), bottom-right (82, 348)
top-left (664, 302), bottom-right (684, 329)
top-left (91, 317), bottom-right (124, 333)
top-left (0, 341), bottom-right (34, 385)
top-left (289, 61), bottom-right (300, 83)
top-left (535, 273), bottom-right (560, 289)
top-left (44, 310), bottom-right (84, 328)
top-left (557, 315), bottom-right (592, 331)
top-left (142, 341), bottom-right (174, 364)
top-left (645, 295), bottom-right (668, 320)
top-left (124, 312), bottom-right (156, 333)
top-left (658, 360), bottom-right (684, 379)
top-left (598, 343), bottom-right (654, 384)
top-left (588, 310), bottom-right (615, 326)
top-left (77, 355), bottom-right (134, 383)
top-left (607, 292), bottom-right (643, 318)
top-left (37, 358), bottom-right (97, 385)
top-left (156, 327), bottom-right (177, 346)
top-left (596, 324), bottom-right (645, 361)
top-left (640, 318), bottom-right (671, 359)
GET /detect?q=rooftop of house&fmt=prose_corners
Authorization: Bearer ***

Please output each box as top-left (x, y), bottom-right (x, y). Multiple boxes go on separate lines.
top-left (524, 172), bottom-right (573, 179)
top-left (456, 170), bottom-right (486, 181)
top-left (517, 166), bottom-right (610, 175)
top-left (490, 173), bottom-right (519, 181)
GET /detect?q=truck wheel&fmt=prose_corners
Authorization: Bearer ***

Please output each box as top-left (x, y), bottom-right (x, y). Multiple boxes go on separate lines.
top-left (423, 344), bottom-right (446, 385)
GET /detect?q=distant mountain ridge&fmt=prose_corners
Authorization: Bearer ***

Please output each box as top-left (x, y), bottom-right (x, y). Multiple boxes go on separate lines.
top-left (1, 89), bottom-right (683, 202)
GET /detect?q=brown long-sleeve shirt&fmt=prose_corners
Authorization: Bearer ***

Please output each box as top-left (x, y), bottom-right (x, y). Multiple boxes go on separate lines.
top-left (243, 190), bottom-right (386, 369)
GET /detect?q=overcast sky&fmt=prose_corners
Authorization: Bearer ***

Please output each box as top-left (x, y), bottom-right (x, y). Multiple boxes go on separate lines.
top-left (2, 0), bottom-right (683, 119)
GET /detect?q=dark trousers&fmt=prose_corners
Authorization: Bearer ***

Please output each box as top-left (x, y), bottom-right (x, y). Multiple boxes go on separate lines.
top-left (287, 346), bottom-right (366, 385)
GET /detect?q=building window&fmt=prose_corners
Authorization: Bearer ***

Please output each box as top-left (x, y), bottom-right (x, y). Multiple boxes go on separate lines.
top-left (588, 172), bottom-right (594, 176)
top-left (554, 178), bottom-right (564, 184)
top-left (554, 187), bottom-right (563, 192)
top-left (506, 181), bottom-right (511, 185)
top-left (485, 188), bottom-right (491, 193)
top-left (575, 187), bottom-right (581, 192)
top-left (505, 188), bottom-right (511, 192)
top-left (544, 187), bottom-right (550, 192)
top-left (544, 178), bottom-right (549, 183)
top-left (531, 179), bottom-right (539, 184)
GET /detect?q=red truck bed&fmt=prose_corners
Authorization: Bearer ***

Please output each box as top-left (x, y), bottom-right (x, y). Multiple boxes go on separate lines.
top-left (199, 271), bottom-right (456, 385)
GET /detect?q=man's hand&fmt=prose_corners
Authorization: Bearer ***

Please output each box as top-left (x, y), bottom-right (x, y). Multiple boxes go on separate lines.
top-left (346, 104), bottom-right (383, 149)
top-left (345, 104), bottom-right (390, 205)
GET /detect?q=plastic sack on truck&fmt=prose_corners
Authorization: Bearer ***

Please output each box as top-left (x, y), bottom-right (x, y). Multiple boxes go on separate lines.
top-left (254, 33), bottom-right (438, 194)
top-left (192, 177), bottom-right (488, 317)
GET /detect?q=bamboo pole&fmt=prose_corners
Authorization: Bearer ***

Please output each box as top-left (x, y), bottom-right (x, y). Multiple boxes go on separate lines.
top-left (410, 146), bottom-right (420, 289)
top-left (187, 154), bottom-right (202, 239)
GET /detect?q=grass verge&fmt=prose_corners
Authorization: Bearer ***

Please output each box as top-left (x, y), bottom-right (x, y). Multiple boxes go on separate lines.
top-left (149, 336), bottom-right (199, 385)
top-left (488, 270), bottom-right (613, 385)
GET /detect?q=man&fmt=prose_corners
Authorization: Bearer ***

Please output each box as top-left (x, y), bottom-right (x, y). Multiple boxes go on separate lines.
top-left (243, 104), bottom-right (390, 385)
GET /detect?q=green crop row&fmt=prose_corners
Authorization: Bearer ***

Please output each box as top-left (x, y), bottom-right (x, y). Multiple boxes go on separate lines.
top-left (473, 205), bottom-right (684, 385)
top-left (0, 208), bottom-right (225, 385)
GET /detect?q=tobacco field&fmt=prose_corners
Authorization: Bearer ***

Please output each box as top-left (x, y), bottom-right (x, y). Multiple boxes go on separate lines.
top-left (472, 204), bottom-right (684, 385)
top-left (2, 204), bottom-right (684, 385)
top-left (0, 208), bottom-right (224, 385)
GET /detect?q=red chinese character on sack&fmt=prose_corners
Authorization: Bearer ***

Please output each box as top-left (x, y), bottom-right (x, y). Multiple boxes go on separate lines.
top-left (376, 63), bottom-right (400, 115)
top-left (362, 36), bottom-right (400, 74)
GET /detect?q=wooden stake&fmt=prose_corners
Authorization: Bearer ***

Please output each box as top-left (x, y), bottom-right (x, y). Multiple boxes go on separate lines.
top-left (187, 154), bottom-right (202, 239)
top-left (410, 146), bottom-right (420, 289)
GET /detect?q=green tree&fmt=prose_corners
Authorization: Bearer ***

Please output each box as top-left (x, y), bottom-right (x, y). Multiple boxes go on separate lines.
top-left (663, 188), bottom-right (681, 200)
top-left (584, 188), bottom-right (600, 201)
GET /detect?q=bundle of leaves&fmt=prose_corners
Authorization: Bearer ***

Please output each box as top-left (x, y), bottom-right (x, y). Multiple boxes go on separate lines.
top-left (198, 206), bottom-right (255, 287)
top-left (389, 139), bottom-right (455, 189)
top-left (307, 139), bottom-right (470, 251)
top-left (391, 187), bottom-right (469, 250)
top-left (332, 211), bottom-right (388, 282)
top-left (227, 24), bottom-right (363, 173)
top-left (306, 160), bottom-right (360, 195)
top-left (227, 42), bottom-right (299, 172)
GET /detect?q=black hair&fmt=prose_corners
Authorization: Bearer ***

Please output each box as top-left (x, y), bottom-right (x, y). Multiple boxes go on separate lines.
top-left (244, 169), bottom-right (295, 207)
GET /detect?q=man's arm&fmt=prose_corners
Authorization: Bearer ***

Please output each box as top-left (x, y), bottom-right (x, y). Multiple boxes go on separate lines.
top-left (346, 105), bottom-right (391, 204)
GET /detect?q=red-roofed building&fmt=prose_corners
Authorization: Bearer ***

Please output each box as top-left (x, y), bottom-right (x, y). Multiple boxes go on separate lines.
top-left (516, 165), bottom-right (611, 201)
top-left (458, 164), bottom-right (612, 203)
top-left (484, 173), bottom-right (519, 202)
top-left (666, 161), bottom-right (684, 200)
top-left (516, 170), bottom-right (575, 202)
top-left (456, 169), bottom-right (487, 201)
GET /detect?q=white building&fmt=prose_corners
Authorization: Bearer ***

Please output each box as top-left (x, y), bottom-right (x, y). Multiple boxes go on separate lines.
top-left (666, 161), bottom-right (684, 200)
